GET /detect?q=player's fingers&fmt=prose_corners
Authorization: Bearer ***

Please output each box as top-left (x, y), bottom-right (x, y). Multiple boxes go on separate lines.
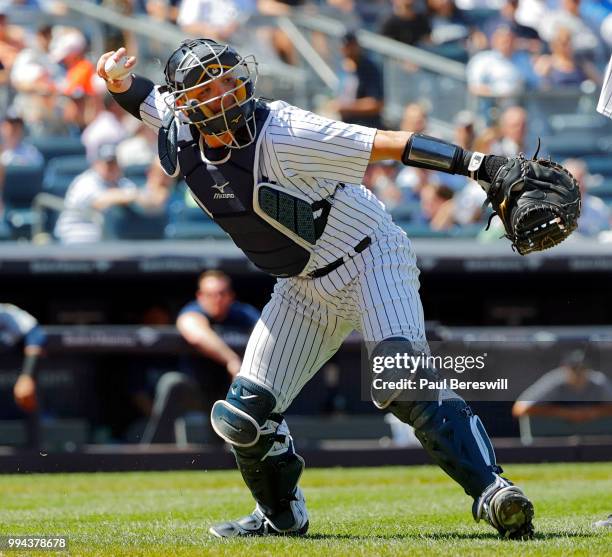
top-left (124, 56), bottom-right (137, 69)
top-left (97, 50), bottom-right (116, 79)
top-left (112, 46), bottom-right (127, 62)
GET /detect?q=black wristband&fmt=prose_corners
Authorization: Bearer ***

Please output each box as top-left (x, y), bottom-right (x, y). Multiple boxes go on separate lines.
top-left (110, 75), bottom-right (156, 120)
top-left (401, 134), bottom-right (464, 174)
top-left (22, 353), bottom-right (39, 378)
top-left (453, 150), bottom-right (508, 184)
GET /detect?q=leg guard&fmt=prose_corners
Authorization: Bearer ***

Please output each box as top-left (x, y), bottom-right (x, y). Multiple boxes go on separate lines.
top-left (233, 415), bottom-right (307, 532)
top-left (210, 377), bottom-right (308, 533)
top-left (388, 395), bottom-right (501, 499)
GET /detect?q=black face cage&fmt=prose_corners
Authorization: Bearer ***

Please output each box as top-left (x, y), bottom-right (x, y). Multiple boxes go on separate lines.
top-left (163, 39), bottom-right (259, 149)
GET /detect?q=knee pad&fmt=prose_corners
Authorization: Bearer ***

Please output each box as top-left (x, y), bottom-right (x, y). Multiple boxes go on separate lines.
top-left (370, 337), bottom-right (436, 409)
top-left (211, 377), bottom-right (276, 447)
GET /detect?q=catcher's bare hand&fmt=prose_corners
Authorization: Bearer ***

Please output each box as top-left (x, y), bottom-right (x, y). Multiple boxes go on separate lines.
top-left (96, 47), bottom-right (137, 93)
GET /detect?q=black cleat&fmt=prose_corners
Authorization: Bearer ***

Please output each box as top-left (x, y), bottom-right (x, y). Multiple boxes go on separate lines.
top-left (210, 488), bottom-right (309, 538)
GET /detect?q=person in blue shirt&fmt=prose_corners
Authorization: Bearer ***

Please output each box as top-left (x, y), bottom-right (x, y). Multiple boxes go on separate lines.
top-left (140, 270), bottom-right (259, 444)
top-left (0, 303), bottom-right (46, 417)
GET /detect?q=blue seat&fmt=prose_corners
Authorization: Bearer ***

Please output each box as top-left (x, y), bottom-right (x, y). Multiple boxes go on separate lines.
top-left (1, 164), bottom-right (45, 239)
top-left (122, 164), bottom-right (150, 188)
top-left (589, 179), bottom-right (612, 199)
top-left (582, 156), bottom-right (612, 177)
top-left (29, 136), bottom-right (85, 164)
top-left (545, 134), bottom-right (608, 158)
top-left (123, 163), bottom-right (150, 178)
top-left (390, 201), bottom-right (422, 223)
top-left (104, 205), bottom-right (168, 241)
top-left (43, 155), bottom-right (90, 197)
top-left (164, 197), bottom-right (225, 239)
top-left (400, 223), bottom-right (454, 238)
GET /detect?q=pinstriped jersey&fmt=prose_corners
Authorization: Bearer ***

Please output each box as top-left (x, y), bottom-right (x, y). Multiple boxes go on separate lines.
top-left (140, 89), bottom-right (397, 276)
top-left (597, 56), bottom-right (612, 119)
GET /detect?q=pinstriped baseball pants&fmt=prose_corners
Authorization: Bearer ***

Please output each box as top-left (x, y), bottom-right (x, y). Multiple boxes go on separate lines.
top-left (238, 227), bottom-right (428, 413)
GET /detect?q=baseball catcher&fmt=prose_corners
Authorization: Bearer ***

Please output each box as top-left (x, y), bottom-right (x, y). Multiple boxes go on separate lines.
top-left (96, 37), bottom-right (583, 542)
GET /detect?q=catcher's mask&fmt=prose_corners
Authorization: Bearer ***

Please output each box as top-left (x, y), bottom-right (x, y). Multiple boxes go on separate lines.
top-left (163, 38), bottom-right (259, 149)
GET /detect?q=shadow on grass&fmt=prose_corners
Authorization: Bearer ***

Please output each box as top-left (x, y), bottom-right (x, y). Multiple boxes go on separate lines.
top-left (303, 530), bottom-right (596, 542)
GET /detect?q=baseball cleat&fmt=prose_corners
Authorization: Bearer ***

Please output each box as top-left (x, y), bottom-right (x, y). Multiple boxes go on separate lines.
top-left (474, 479), bottom-right (534, 540)
top-left (209, 487), bottom-right (309, 538)
top-left (593, 514), bottom-right (612, 528)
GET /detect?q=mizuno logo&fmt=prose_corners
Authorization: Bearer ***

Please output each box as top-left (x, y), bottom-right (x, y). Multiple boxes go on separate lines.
top-left (212, 182), bottom-right (229, 193)
top-left (212, 181), bottom-right (235, 199)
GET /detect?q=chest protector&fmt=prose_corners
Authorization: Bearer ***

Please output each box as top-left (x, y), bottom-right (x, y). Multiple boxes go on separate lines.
top-left (176, 103), bottom-right (329, 278)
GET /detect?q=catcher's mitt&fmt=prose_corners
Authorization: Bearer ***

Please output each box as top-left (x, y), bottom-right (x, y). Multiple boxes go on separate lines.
top-left (483, 150), bottom-right (581, 255)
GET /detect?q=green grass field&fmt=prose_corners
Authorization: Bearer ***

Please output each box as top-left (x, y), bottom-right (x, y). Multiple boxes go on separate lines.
top-left (0, 463), bottom-right (610, 556)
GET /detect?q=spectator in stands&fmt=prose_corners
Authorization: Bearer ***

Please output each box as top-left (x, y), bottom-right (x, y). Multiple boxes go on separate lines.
top-left (0, 111), bottom-right (43, 167)
top-left (512, 349), bottom-right (612, 423)
top-left (363, 160), bottom-right (403, 210)
top-left (0, 303), bottom-right (46, 416)
top-left (176, 0), bottom-right (256, 43)
top-left (419, 180), bottom-right (456, 230)
top-left (101, 0), bottom-right (139, 54)
top-left (563, 158), bottom-right (611, 237)
top-left (481, 0), bottom-right (543, 54)
top-left (0, 8), bottom-right (25, 75)
top-left (11, 24), bottom-right (62, 85)
top-left (9, 32), bottom-right (72, 138)
top-left (146, 0), bottom-right (181, 23)
top-left (453, 109), bottom-right (477, 150)
top-left (54, 143), bottom-right (142, 244)
top-left (534, 26), bottom-right (601, 89)
top-left (490, 105), bottom-right (535, 157)
top-left (466, 26), bottom-right (527, 99)
top-left (320, 0), bottom-right (365, 32)
top-left (328, 31), bottom-right (384, 128)
top-left (117, 120), bottom-right (158, 167)
top-left (426, 0), bottom-right (470, 47)
top-left (379, 0), bottom-right (431, 47)
top-left (81, 94), bottom-right (128, 163)
top-left (50, 29), bottom-right (97, 98)
top-left (140, 270), bottom-right (259, 444)
top-left (537, 0), bottom-right (599, 59)
top-left (400, 102), bottom-right (430, 136)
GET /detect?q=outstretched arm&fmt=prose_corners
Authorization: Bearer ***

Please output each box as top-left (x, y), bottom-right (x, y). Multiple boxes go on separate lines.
top-left (371, 129), bottom-right (507, 189)
top-left (96, 47), bottom-right (163, 127)
top-left (372, 129), bottom-right (580, 255)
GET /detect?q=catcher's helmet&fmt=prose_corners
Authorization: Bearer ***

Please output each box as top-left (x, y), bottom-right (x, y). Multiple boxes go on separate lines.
top-left (163, 38), bottom-right (259, 148)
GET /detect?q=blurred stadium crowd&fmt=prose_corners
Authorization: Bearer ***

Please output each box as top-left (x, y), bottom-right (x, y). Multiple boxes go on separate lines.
top-left (0, 0), bottom-right (611, 243)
